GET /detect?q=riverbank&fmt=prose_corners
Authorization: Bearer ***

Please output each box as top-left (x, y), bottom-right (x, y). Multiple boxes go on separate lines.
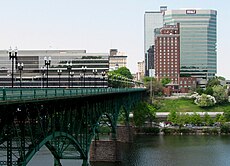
top-left (134, 126), bottom-right (230, 136)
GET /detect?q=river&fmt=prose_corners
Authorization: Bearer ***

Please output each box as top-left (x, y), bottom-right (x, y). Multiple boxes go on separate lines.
top-left (28, 135), bottom-right (230, 166)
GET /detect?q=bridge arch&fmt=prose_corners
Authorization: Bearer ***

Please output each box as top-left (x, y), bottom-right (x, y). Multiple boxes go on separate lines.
top-left (24, 131), bottom-right (86, 165)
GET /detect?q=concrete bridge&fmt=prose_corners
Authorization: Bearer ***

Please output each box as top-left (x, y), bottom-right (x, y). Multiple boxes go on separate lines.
top-left (0, 87), bottom-right (145, 166)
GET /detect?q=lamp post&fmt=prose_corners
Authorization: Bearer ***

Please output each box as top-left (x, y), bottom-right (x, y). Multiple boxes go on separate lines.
top-left (82, 66), bottom-right (87, 87)
top-left (70, 71), bottom-right (74, 87)
top-left (9, 47), bottom-right (18, 88)
top-left (57, 69), bottom-right (62, 87)
top-left (101, 71), bottom-right (106, 88)
top-left (17, 63), bottom-right (23, 88)
top-left (41, 66), bottom-right (46, 88)
top-left (93, 69), bottom-right (97, 88)
top-left (44, 57), bottom-right (51, 88)
top-left (80, 73), bottom-right (84, 87)
top-left (66, 61), bottom-right (72, 88)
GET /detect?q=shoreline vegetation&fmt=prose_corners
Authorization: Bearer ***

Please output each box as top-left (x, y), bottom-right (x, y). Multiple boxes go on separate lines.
top-left (134, 126), bottom-right (230, 136)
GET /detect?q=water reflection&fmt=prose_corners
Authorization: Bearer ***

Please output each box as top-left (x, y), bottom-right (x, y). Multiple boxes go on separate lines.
top-left (28, 135), bottom-right (230, 166)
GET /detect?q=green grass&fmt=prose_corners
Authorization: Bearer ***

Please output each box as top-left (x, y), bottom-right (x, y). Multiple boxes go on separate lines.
top-left (157, 98), bottom-right (230, 112)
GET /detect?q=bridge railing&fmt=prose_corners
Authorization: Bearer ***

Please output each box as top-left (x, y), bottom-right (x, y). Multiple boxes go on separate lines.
top-left (0, 88), bottom-right (145, 102)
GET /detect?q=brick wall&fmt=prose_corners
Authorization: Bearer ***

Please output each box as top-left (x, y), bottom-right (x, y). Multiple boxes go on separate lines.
top-left (90, 140), bottom-right (121, 162)
top-left (116, 125), bottom-right (134, 142)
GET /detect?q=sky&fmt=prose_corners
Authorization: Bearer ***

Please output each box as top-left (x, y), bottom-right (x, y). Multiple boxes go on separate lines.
top-left (0, 0), bottom-right (229, 79)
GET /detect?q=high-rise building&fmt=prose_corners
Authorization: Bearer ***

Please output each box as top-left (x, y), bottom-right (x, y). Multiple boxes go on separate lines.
top-left (144, 6), bottom-right (167, 76)
top-left (154, 23), bottom-right (180, 84)
top-left (164, 9), bottom-right (217, 81)
top-left (155, 23), bottom-right (197, 94)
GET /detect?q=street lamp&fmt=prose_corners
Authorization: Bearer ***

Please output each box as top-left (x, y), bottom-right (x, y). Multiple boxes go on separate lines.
top-left (80, 73), bottom-right (84, 87)
top-left (66, 61), bottom-right (72, 88)
top-left (44, 57), bottom-right (51, 88)
top-left (101, 71), bottom-right (106, 88)
top-left (93, 69), bottom-right (97, 88)
top-left (17, 63), bottom-right (23, 88)
top-left (41, 66), bottom-right (46, 88)
top-left (70, 71), bottom-right (74, 87)
top-left (57, 69), bottom-right (62, 87)
top-left (9, 47), bottom-right (18, 88)
top-left (82, 66), bottom-right (87, 87)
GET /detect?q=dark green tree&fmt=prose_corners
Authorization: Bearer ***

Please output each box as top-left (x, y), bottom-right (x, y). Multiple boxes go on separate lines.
top-left (224, 110), bottom-right (230, 122)
top-left (161, 78), bottom-right (171, 87)
top-left (203, 86), bottom-right (213, 95)
top-left (108, 67), bottom-right (133, 88)
top-left (167, 110), bottom-right (177, 124)
top-left (133, 102), bottom-right (156, 127)
top-left (207, 77), bottom-right (220, 87)
top-left (203, 112), bottom-right (213, 126)
top-left (114, 67), bottom-right (133, 79)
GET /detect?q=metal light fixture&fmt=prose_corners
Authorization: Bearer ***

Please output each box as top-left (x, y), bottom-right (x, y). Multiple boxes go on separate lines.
top-left (9, 47), bottom-right (18, 88)
top-left (44, 57), bottom-right (51, 88)
top-left (66, 61), bottom-right (72, 88)
top-left (17, 63), bottom-right (24, 88)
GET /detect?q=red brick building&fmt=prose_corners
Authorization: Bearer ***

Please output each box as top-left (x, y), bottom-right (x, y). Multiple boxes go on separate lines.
top-left (154, 23), bottom-right (196, 95)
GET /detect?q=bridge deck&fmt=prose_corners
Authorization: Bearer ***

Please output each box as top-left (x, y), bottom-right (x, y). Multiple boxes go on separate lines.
top-left (0, 88), bottom-right (145, 104)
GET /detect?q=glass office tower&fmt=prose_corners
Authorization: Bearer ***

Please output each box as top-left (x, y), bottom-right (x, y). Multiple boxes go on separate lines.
top-left (144, 6), bottom-right (167, 76)
top-left (164, 9), bottom-right (217, 80)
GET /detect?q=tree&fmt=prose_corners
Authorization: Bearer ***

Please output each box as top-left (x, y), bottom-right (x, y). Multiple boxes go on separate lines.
top-left (114, 67), bottom-right (133, 79)
top-left (217, 76), bottom-right (225, 81)
top-left (224, 110), bottom-right (230, 122)
top-left (144, 77), bottom-right (163, 98)
top-left (203, 112), bottom-right (213, 126)
top-left (203, 86), bottom-right (213, 95)
top-left (207, 77), bottom-right (220, 87)
top-left (133, 102), bottom-right (156, 127)
top-left (108, 67), bottom-right (133, 87)
top-left (212, 85), bottom-right (228, 104)
top-left (196, 87), bottom-right (204, 95)
top-left (216, 114), bottom-right (226, 124)
top-left (190, 112), bottom-right (202, 125)
top-left (167, 110), bottom-right (177, 124)
top-left (161, 78), bottom-right (171, 87)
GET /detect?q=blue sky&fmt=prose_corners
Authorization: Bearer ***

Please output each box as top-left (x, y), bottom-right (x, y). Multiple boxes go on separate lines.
top-left (0, 0), bottom-right (229, 78)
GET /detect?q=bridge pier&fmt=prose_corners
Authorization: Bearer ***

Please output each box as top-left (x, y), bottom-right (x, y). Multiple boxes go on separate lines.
top-left (90, 125), bottom-right (133, 163)
top-left (116, 125), bottom-right (134, 143)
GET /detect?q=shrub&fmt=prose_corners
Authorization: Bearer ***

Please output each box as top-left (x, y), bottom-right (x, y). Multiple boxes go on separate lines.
top-left (162, 128), bottom-right (172, 135)
top-left (220, 125), bottom-right (230, 134)
top-left (142, 127), bottom-right (160, 134)
top-left (194, 94), bottom-right (216, 107)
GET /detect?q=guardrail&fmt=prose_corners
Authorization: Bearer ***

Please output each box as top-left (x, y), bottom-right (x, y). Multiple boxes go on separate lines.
top-left (0, 88), bottom-right (145, 102)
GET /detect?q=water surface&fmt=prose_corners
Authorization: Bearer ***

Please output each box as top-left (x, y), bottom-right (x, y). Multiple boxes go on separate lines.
top-left (28, 135), bottom-right (230, 166)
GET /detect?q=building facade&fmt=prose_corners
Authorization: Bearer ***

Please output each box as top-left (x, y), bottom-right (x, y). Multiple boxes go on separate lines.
top-left (109, 49), bottom-right (127, 71)
top-left (154, 23), bottom-right (180, 84)
top-left (144, 6), bottom-right (167, 76)
top-left (137, 61), bottom-right (145, 81)
top-left (164, 9), bottom-right (217, 81)
top-left (0, 50), bottom-right (109, 87)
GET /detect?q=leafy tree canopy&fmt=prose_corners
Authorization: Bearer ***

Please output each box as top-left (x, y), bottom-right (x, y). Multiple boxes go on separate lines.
top-left (112, 67), bottom-right (133, 79)
top-left (161, 78), bottom-right (171, 87)
top-left (133, 102), bottom-right (156, 127)
top-left (207, 77), bottom-right (221, 87)
top-left (212, 85), bottom-right (228, 104)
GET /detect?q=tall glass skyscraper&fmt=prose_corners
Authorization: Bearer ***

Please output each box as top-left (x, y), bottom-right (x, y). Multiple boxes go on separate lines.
top-left (164, 9), bottom-right (217, 80)
top-left (144, 6), bottom-right (167, 76)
